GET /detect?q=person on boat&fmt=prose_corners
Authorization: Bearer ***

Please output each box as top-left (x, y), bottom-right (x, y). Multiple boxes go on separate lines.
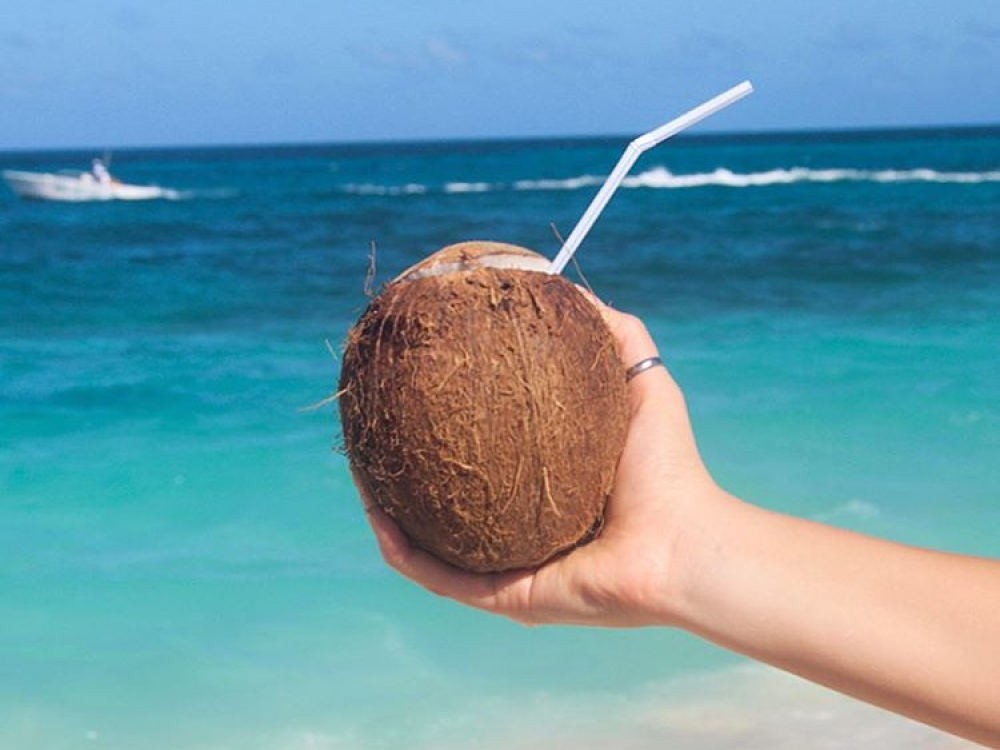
top-left (91, 158), bottom-right (112, 185)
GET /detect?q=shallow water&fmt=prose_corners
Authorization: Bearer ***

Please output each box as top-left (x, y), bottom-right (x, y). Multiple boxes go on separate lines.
top-left (1, 127), bottom-right (997, 748)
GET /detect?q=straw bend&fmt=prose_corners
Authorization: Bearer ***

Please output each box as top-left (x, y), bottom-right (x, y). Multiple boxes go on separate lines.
top-left (549, 80), bottom-right (754, 275)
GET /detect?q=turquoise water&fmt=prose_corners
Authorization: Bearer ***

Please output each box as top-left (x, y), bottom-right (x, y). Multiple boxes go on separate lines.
top-left (1, 128), bottom-right (998, 749)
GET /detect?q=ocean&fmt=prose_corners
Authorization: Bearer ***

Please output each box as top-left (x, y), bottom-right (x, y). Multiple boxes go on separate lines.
top-left (1, 126), bottom-right (998, 749)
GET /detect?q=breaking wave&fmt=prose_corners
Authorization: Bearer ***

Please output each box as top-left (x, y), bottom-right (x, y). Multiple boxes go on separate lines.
top-left (339, 166), bottom-right (1000, 196)
top-left (339, 182), bottom-right (428, 196)
top-left (521, 165), bottom-right (1000, 191)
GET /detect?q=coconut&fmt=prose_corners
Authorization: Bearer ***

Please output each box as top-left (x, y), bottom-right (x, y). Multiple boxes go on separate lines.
top-left (338, 241), bottom-right (629, 572)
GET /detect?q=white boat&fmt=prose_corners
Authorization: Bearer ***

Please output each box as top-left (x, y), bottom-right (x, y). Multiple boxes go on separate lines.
top-left (2, 166), bottom-right (176, 202)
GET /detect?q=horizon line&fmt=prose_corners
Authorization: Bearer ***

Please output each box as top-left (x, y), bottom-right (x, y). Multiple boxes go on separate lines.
top-left (1, 121), bottom-right (998, 157)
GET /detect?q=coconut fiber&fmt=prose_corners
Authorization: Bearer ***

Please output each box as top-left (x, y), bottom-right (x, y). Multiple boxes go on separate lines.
top-left (339, 242), bottom-right (629, 572)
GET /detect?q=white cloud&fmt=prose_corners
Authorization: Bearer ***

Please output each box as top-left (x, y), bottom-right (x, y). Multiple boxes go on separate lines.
top-left (1, 32), bottom-right (35, 50)
top-left (962, 18), bottom-right (1000, 44)
top-left (425, 37), bottom-right (466, 67)
top-left (348, 36), bottom-right (468, 72)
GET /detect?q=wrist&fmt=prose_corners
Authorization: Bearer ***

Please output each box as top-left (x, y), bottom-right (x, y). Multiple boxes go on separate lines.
top-left (654, 481), bottom-right (751, 630)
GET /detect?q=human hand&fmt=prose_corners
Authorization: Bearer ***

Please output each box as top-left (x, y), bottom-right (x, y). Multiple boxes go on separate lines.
top-left (357, 297), bottom-right (1000, 746)
top-left (360, 299), bottom-right (722, 627)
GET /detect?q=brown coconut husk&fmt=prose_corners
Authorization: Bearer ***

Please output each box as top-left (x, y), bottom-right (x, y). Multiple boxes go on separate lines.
top-left (339, 241), bottom-right (628, 572)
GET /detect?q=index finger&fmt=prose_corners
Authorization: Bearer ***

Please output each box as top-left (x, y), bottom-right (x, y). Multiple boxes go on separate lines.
top-left (367, 503), bottom-right (538, 620)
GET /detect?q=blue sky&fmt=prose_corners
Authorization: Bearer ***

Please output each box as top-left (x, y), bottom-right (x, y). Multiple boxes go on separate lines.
top-left (2, 0), bottom-right (998, 149)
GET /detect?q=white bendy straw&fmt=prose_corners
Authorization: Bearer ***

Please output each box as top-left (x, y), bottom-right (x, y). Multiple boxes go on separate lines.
top-left (548, 80), bottom-right (754, 275)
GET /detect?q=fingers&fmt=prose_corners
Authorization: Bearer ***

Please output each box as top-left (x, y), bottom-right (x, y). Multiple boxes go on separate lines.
top-left (353, 467), bottom-right (497, 607)
top-left (365, 502), bottom-right (537, 620)
top-left (367, 504), bottom-right (489, 600)
top-left (576, 291), bottom-right (704, 488)
top-left (575, 286), bottom-right (665, 372)
top-left (352, 291), bottom-right (692, 628)
top-left (603, 308), bottom-right (660, 373)
top-left (353, 444), bottom-right (546, 623)
top-left (581, 294), bottom-right (683, 416)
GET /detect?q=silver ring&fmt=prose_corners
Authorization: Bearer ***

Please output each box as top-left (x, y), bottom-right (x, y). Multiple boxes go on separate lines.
top-left (625, 356), bottom-right (664, 382)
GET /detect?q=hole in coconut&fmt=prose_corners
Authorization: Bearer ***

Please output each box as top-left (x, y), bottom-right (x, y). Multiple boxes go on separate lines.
top-left (396, 253), bottom-right (553, 283)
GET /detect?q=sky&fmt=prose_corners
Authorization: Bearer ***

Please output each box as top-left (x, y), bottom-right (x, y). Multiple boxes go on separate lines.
top-left (1, 0), bottom-right (999, 150)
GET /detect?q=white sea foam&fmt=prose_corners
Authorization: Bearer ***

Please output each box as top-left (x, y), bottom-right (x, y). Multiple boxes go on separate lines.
top-left (434, 664), bottom-right (977, 750)
top-left (0, 649), bottom-right (976, 750)
top-left (623, 665), bottom-right (975, 750)
top-left (443, 181), bottom-right (494, 193)
top-left (162, 187), bottom-right (239, 200)
top-left (342, 166), bottom-right (1000, 196)
top-left (514, 174), bottom-right (605, 191)
top-left (167, 665), bottom-right (973, 750)
top-left (538, 165), bottom-right (1000, 190)
top-left (341, 182), bottom-right (427, 195)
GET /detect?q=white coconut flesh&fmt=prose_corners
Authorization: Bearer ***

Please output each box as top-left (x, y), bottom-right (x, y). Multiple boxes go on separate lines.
top-left (395, 252), bottom-right (552, 282)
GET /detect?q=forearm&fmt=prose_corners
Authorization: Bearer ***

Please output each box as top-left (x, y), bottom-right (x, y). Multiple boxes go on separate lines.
top-left (668, 488), bottom-right (1000, 747)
